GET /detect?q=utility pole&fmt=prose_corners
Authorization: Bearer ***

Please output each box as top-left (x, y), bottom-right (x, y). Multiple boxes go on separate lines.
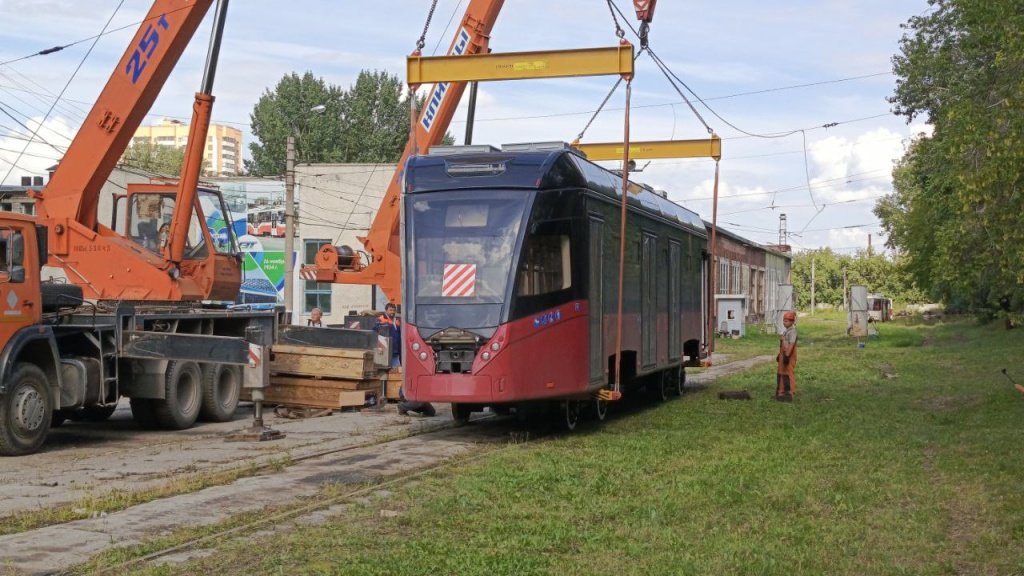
top-left (284, 135), bottom-right (295, 319)
top-left (842, 267), bottom-right (848, 311)
top-left (810, 257), bottom-right (816, 316)
top-left (868, 233), bottom-right (872, 256)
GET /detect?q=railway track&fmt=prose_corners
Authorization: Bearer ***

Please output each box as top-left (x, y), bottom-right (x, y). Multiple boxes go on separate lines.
top-left (78, 414), bottom-right (535, 576)
top-left (0, 356), bottom-right (770, 574)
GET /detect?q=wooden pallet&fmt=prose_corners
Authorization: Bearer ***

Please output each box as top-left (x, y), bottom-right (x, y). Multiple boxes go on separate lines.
top-left (242, 374), bottom-right (385, 408)
top-left (243, 381), bottom-right (380, 409)
top-left (270, 344), bottom-right (376, 380)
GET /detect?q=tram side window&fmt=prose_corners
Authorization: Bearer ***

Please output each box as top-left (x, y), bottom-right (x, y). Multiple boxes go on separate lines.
top-left (517, 232), bottom-right (570, 296)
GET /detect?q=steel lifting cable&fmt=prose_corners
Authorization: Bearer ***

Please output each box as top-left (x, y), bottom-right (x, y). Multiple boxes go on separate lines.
top-left (605, 0), bottom-right (626, 39)
top-left (613, 78), bottom-right (632, 396)
top-left (409, 0), bottom-right (439, 156)
top-left (415, 0), bottom-right (440, 52)
top-left (603, 1), bottom-right (726, 356)
top-left (573, 48), bottom-right (646, 144)
top-left (646, 48), bottom-right (713, 135)
top-left (574, 77), bottom-right (624, 144)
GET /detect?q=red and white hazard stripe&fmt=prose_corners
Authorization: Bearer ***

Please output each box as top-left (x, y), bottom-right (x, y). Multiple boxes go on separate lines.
top-left (299, 268), bottom-right (318, 281)
top-left (442, 263), bottom-right (477, 297)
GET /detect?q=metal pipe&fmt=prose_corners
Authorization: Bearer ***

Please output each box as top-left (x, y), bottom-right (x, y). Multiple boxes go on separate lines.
top-left (200, 0), bottom-right (230, 95)
top-left (283, 135), bottom-right (295, 315)
top-left (707, 161), bottom-right (720, 355)
top-left (167, 0), bottom-right (230, 264)
top-left (613, 80), bottom-right (631, 394)
top-left (464, 81), bottom-right (478, 144)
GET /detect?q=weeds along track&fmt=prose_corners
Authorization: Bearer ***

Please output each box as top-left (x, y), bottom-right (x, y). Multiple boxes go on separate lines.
top-left (72, 414), bottom-right (564, 576)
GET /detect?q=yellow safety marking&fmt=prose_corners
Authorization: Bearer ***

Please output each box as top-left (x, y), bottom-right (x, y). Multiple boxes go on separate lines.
top-left (408, 44), bottom-right (634, 84)
top-left (576, 136), bottom-right (722, 161)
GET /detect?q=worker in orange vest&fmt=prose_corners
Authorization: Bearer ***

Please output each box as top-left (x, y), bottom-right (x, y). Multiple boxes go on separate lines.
top-left (776, 310), bottom-right (798, 401)
top-left (376, 303), bottom-right (401, 368)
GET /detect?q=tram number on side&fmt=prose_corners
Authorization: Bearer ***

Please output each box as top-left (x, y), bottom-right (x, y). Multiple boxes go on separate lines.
top-left (533, 310), bottom-right (562, 329)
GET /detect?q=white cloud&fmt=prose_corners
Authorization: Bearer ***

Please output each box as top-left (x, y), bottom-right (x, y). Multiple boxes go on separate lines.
top-left (807, 127), bottom-right (904, 203)
top-left (827, 226), bottom-right (885, 253)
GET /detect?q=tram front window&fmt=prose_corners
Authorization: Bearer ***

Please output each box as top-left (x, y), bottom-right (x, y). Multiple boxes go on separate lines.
top-left (407, 191), bottom-right (529, 332)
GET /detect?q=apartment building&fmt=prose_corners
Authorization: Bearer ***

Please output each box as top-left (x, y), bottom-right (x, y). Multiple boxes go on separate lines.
top-left (131, 118), bottom-right (243, 176)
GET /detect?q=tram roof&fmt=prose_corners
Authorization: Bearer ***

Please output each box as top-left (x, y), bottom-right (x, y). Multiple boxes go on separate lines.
top-left (406, 149), bottom-right (707, 236)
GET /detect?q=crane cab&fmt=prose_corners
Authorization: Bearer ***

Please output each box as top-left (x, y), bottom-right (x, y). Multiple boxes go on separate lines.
top-left (113, 183), bottom-right (242, 301)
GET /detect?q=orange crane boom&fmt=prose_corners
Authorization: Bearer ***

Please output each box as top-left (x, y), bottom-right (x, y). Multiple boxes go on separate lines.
top-left (302, 0), bottom-right (505, 303)
top-left (33, 0), bottom-right (241, 301)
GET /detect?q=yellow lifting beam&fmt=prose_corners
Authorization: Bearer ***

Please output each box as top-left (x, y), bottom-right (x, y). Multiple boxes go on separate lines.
top-left (407, 44), bottom-right (634, 85)
top-left (576, 135), bottom-right (722, 161)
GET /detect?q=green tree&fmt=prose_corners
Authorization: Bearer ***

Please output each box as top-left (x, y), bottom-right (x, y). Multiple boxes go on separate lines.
top-left (246, 71), bottom-right (345, 176)
top-left (791, 249), bottom-right (927, 310)
top-left (120, 141), bottom-right (188, 176)
top-left (246, 70), bottom-right (453, 176)
top-left (881, 0), bottom-right (1024, 321)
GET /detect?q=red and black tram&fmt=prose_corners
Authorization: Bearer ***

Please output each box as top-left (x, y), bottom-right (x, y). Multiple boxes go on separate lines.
top-left (402, 143), bottom-right (707, 427)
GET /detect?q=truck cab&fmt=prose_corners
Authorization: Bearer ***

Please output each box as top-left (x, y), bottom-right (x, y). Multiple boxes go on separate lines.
top-left (0, 215), bottom-right (62, 456)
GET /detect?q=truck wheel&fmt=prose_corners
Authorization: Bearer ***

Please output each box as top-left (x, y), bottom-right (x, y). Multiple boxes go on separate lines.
top-left (130, 399), bottom-right (160, 430)
top-left (154, 361), bottom-right (202, 430)
top-left (199, 364), bottom-right (241, 422)
top-left (40, 283), bottom-right (83, 313)
top-left (0, 363), bottom-right (53, 456)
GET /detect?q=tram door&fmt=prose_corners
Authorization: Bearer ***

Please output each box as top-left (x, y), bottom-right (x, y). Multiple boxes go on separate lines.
top-left (588, 216), bottom-right (604, 383)
top-left (641, 232), bottom-right (657, 369)
top-left (668, 240), bottom-right (681, 361)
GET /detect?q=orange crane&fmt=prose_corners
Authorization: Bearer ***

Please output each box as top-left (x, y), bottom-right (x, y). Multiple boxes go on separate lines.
top-left (0, 0), bottom-right (284, 456)
top-left (301, 0), bottom-right (656, 304)
top-left (34, 0), bottom-right (238, 301)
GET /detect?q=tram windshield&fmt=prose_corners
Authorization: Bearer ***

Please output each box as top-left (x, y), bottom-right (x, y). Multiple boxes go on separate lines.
top-left (406, 190), bottom-right (530, 333)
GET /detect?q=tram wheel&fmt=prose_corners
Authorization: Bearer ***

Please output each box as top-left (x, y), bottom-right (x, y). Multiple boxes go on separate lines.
top-left (585, 397), bottom-right (609, 422)
top-left (560, 400), bottom-right (581, 431)
top-left (648, 371), bottom-right (671, 402)
top-left (676, 366), bottom-right (686, 396)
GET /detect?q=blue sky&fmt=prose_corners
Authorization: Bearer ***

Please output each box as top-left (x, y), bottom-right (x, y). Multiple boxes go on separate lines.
top-left (0, 0), bottom-right (930, 252)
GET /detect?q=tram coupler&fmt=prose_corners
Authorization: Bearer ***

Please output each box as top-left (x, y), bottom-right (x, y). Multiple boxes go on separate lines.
top-left (596, 388), bottom-right (622, 401)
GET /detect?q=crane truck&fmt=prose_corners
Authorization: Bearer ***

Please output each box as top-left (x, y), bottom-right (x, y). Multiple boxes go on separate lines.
top-left (0, 0), bottom-right (282, 456)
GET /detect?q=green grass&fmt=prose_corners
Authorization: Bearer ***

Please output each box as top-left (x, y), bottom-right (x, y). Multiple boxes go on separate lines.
top-left (98, 314), bottom-right (1024, 575)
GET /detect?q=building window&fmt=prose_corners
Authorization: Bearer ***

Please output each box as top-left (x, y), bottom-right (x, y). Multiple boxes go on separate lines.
top-left (303, 239), bottom-right (331, 314)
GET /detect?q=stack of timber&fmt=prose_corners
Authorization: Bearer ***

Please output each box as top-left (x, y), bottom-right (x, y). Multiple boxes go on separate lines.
top-left (245, 325), bottom-right (386, 410)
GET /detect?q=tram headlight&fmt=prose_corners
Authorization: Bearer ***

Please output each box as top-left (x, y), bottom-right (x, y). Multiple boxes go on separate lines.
top-left (418, 351), bottom-right (428, 361)
top-left (482, 351), bottom-right (491, 361)
top-left (412, 342), bottom-right (420, 351)
top-left (490, 342), bottom-right (500, 352)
